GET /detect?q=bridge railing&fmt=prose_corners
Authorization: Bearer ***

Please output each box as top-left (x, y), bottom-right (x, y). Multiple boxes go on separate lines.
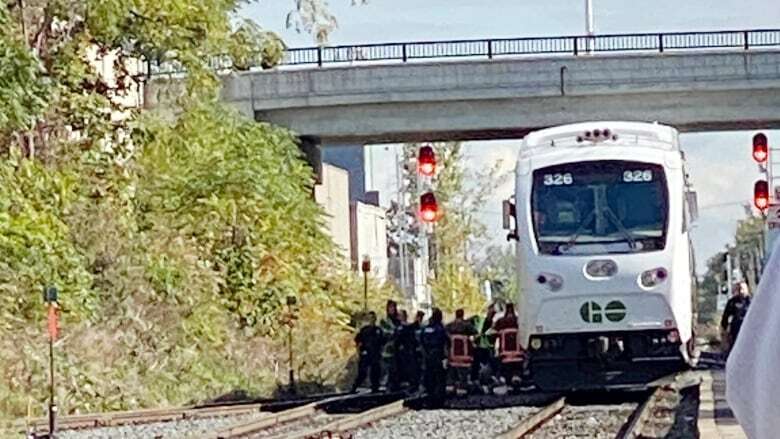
top-left (149, 29), bottom-right (780, 74)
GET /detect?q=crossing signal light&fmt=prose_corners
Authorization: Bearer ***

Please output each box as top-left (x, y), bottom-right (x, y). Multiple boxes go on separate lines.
top-left (753, 133), bottom-right (768, 163)
top-left (417, 145), bottom-right (436, 176)
top-left (754, 180), bottom-right (769, 210)
top-left (420, 192), bottom-right (439, 222)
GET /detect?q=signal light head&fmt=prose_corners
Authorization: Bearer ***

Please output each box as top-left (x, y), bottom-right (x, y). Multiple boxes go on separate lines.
top-left (753, 133), bottom-right (769, 163)
top-left (417, 145), bottom-right (436, 176)
top-left (419, 192), bottom-right (439, 223)
top-left (754, 180), bottom-right (769, 210)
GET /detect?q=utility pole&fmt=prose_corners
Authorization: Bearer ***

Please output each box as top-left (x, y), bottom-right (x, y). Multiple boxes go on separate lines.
top-left (585, 0), bottom-right (595, 53)
top-left (361, 255), bottom-right (370, 311)
top-left (395, 151), bottom-right (408, 299)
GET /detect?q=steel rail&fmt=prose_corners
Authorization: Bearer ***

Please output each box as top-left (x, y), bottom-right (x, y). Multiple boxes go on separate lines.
top-left (495, 397), bottom-right (566, 439)
top-left (19, 402), bottom-right (266, 433)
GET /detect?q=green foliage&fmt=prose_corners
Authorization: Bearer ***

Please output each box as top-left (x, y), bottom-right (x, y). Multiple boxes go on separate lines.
top-left (476, 244), bottom-right (519, 302)
top-left (425, 142), bottom-right (506, 314)
top-left (0, 0), bottom-right (372, 422)
top-left (0, 7), bottom-right (48, 138)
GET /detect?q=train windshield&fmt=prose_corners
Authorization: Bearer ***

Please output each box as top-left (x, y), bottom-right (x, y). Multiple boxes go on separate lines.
top-left (531, 161), bottom-right (668, 255)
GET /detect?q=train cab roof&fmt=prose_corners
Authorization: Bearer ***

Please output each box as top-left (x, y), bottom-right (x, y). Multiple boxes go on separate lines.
top-left (520, 121), bottom-right (681, 158)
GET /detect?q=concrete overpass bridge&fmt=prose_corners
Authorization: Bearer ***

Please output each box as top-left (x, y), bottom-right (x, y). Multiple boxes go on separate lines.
top-left (146, 28), bottom-right (780, 193)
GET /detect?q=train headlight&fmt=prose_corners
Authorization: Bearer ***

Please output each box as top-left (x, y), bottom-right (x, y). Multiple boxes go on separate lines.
top-left (530, 338), bottom-right (543, 350)
top-left (536, 273), bottom-right (563, 291)
top-left (585, 260), bottom-right (618, 278)
top-left (640, 267), bottom-right (668, 288)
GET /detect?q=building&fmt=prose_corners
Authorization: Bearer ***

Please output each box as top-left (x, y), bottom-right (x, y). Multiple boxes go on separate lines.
top-left (351, 201), bottom-right (389, 282)
top-left (314, 164), bottom-right (352, 262)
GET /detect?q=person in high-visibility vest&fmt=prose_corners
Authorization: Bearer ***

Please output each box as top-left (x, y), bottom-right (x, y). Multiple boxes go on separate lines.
top-left (488, 303), bottom-right (524, 389)
top-left (379, 300), bottom-right (401, 391)
top-left (445, 309), bottom-right (477, 395)
top-left (470, 304), bottom-right (497, 392)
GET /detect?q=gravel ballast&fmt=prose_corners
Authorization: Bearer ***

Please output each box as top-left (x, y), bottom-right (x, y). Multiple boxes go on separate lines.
top-left (56, 411), bottom-right (268, 439)
top-left (352, 406), bottom-right (536, 439)
top-left (526, 404), bottom-right (637, 439)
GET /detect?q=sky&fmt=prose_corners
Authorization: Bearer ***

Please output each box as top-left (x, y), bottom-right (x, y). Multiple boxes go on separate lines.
top-left (242, 0), bottom-right (780, 273)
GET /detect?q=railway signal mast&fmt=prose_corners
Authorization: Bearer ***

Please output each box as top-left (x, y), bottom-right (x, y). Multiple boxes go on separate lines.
top-left (752, 132), bottom-right (778, 266)
top-left (416, 144), bottom-right (439, 310)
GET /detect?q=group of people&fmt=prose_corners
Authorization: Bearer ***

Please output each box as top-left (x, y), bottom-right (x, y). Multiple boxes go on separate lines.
top-left (351, 299), bottom-right (525, 406)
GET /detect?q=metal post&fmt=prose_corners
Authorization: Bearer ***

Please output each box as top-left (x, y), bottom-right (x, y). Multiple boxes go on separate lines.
top-left (585, 0), bottom-right (594, 54)
top-left (396, 151), bottom-right (407, 299)
top-left (659, 34), bottom-right (664, 52)
top-left (363, 271), bottom-right (368, 310)
top-left (744, 30), bottom-right (749, 50)
top-left (726, 252), bottom-right (734, 297)
top-left (402, 43), bottom-right (407, 62)
top-left (48, 328), bottom-right (56, 439)
top-left (487, 40), bottom-right (493, 59)
top-left (317, 47), bottom-right (323, 67)
top-left (361, 255), bottom-right (370, 312)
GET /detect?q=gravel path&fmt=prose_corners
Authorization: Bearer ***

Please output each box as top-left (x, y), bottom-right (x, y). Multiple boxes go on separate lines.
top-left (352, 406), bottom-right (536, 439)
top-left (56, 411), bottom-right (268, 439)
top-left (526, 404), bottom-right (637, 439)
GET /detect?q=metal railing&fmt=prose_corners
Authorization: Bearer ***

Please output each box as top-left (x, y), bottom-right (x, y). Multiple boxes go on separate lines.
top-left (149, 29), bottom-right (780, 74)
top-left (281, 29), bottom-right (780, 67)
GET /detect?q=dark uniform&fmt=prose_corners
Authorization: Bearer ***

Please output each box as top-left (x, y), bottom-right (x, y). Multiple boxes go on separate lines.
top-left (420, 314), bottom-right (449, 406)
top-left (395, 322), bottom-right (421, 390)
top-left (352, 322), bottom-right (385, 392)
top-left (721, 294), bottom-right (751, 355)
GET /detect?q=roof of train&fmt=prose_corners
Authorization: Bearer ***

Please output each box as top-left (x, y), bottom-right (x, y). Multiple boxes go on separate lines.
top-left (520, 121), bottom-right (680, 158)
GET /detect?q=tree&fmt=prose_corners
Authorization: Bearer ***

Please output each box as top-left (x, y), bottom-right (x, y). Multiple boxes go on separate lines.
top-left (0, 0), bottom-right (374, 419)
top-left (475, 244), bottom-right (519, 302)
top-left (424, 142), bottom-right (508, 314)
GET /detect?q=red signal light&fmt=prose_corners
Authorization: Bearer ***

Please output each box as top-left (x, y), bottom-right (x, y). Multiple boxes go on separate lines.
top-left (753, 133), bottom-right (768, 163)
top-left (420, 192), bottom-right (439, 222)
top-left (754, 180), bottom-right (769, 210)
top-left (417, 145), bottom-right (436, 176)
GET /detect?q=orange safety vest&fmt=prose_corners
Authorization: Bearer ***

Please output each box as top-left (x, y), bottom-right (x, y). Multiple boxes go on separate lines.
top-left (448, 334), bottom-right (474, 368)
top-left (498, 328), bottom-right (524, 364)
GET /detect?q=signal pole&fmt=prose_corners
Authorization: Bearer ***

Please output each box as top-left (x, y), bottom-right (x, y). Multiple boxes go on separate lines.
top-left (585, 0), bottom-right (595, 53)
top-left (396, 151), bottom-right (408, 299)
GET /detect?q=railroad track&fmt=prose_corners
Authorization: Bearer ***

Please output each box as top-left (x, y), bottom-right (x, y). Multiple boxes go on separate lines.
top-left (495, 371), bottom-right (701, 439)
top-left (209, 397), bottom-right (412, 439)
top-left (17, 393), bottom-right (350, 438)
top-left (18, 392), bottom-right (410, 439)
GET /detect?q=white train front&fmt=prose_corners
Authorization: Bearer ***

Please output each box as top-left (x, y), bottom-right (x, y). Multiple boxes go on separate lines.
top-left (504, 121), bottom-right (697, 391)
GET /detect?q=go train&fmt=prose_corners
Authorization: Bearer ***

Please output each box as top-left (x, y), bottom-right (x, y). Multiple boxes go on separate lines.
top-left (503, 121), bottom-right (698, 391)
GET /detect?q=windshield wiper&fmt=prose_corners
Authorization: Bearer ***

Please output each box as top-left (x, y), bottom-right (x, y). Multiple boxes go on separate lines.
top-left (603, 207), bottom-right (638, 250)
top-left (561, 209), bottom-right (596, 253)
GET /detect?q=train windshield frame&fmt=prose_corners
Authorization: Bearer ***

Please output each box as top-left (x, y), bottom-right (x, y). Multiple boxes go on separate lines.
top-left (531, 160), bottom-right (669, 256)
